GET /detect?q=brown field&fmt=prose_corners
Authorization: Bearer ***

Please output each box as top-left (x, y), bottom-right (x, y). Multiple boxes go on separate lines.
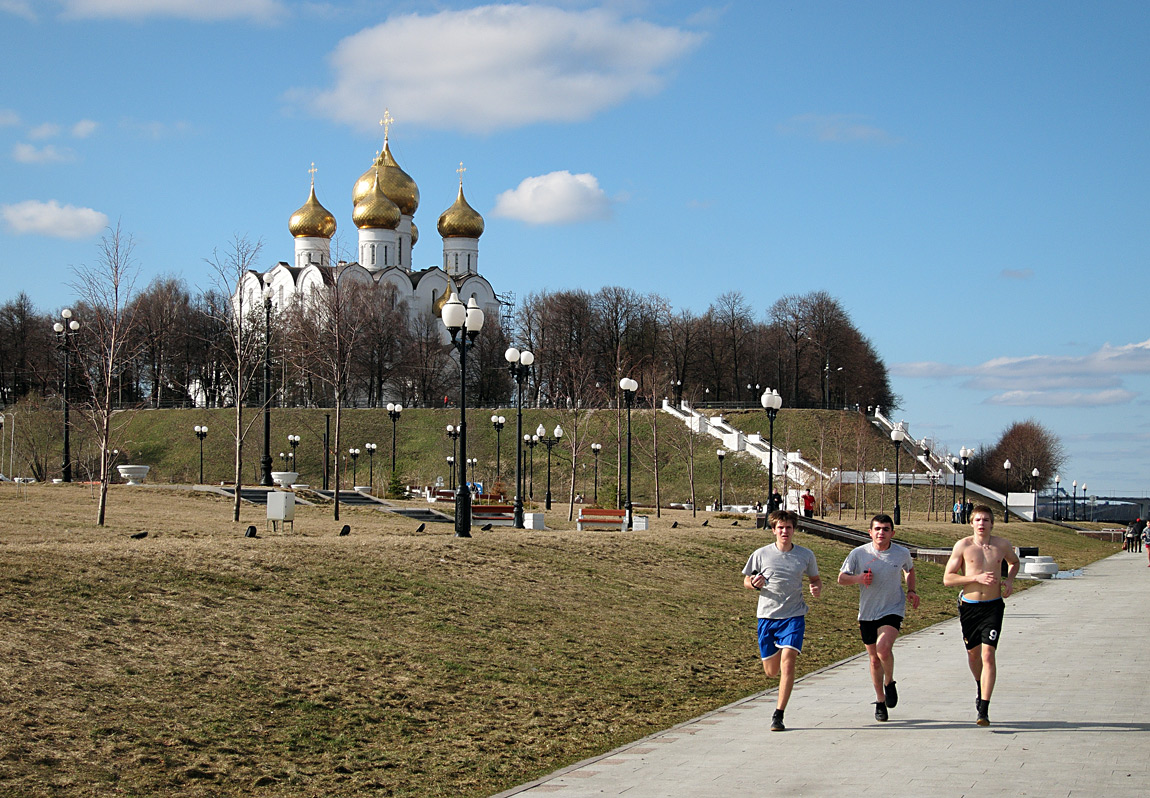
top-left (0, 484), bottom-right (1121, 797)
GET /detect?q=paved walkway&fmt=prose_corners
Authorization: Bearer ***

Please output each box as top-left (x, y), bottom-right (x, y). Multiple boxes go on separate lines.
top-left (495, 552), bottom-right (1150, 798)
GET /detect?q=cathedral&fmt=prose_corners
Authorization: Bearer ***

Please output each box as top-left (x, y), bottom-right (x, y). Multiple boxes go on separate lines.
top-left (238, 115), bottom-right (500, 329)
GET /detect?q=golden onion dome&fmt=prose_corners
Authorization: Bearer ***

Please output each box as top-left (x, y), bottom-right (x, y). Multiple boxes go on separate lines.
top-left (353, 141), bottom-right (419, 216)
top-left (437, 184), bottom-right (485, 239)
top-left (289, 185), bottom-right (337, 239)
top-left (410, 221), bottom-right (418, 247)
top-left (352, 172), bottom-right (401, 230)
top-left (432, 282), bottom-right (455, 318)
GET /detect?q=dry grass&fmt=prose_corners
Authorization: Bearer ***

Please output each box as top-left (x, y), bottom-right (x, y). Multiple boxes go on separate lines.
top-left (0, 484), bottom-right (1120, 796)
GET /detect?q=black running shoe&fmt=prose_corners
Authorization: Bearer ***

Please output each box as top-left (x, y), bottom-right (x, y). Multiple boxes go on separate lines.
top-left (874, 701), bottom-right (888, 722)
top-left (884, 680), bottom-right (898, 709)
top-left (976, 699), bottom-right (990, 726)
top-left (770, 710), bottom-right (785, 732)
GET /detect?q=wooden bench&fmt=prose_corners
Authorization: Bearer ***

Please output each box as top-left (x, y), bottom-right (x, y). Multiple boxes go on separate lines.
top-left (577, 508), bottom-right (627, 531)
top-left (472, 504), bottom-right (515, 527)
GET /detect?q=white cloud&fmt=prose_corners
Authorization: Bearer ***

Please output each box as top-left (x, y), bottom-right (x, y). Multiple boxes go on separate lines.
top-left (492, 171), bottom-right (611, 225)
top-left (61, 0), bottom-right (284, 21)
top-left (1000, 268), bottom-right (1034, 280)
top-left (986, 389), bottom-right (1136, 408)
top-left (306, 4), bottom-right (703, 133)
top-left (777, 114), bottom-right (900, 144)
top-left (120, 119), bottom-right (194, 139)
top-left (12, 142), bottom-right (76, 163)
top-left (0, 1), bottom-right (36, 21)
top-left (0, 109), bottom-right (21, 127)
top-left (72, 119), bottom-right (99, 138)
top-left (1, 200), bottom-right (108, 238)
top-left (28, 122), bottom-right (61, 140)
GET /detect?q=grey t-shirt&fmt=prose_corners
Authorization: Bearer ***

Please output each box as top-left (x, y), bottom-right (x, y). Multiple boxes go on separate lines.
top-left (840, 542), bottom-right (914, 621)
top-left (742, 543), bottom-right (819, 619)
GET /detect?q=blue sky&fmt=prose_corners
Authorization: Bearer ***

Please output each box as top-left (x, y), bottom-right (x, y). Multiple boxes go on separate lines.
top-left (2, 1), bottom-right (1149, 495)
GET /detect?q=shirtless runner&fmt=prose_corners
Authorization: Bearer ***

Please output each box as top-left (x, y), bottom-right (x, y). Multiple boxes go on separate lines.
top-left (943, 504), bottom-right (1020, 726)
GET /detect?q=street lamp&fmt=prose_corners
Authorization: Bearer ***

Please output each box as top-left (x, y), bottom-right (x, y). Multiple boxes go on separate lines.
top-left (387, 403), bottom-right (402, 475)
top-left (1053, 474), bottom-right (1060, 520)
top-left (1072, 480), bottom-right (1078, 522)
top-left (365, 442), bottom-right (377, 491)
top-left (52, 308), bottom-right (81, 482)
top-left (950, 456), bottom-right (960, 522)
top-left (538, 423), bottom-right (564, 510)
top-left (442, 293), bottom-right (484, 537)
top-left (959, 446), bottom-right (972, 523)
top-left (446, 424), bottom-right (460, 464)
top-left (890, 424), bottom-right (907, 525)
top-left (287, 435), bottom-right (300, 478)
top-left (525, 433), bottom-right (539, 498)
top-left (1083, 483), bottom-right (1089, 521)
top-left (193, 425), bottom-right (208, 484)
top-left (1031, 467), bottom-right (1040, 520)
top-left (1003, 459), bottom-right (1012, 522)
top-left (491, 415), bottom-right (506, 480)
top-left (760, 389), bottom-right (782, 511)
top-left (468, 457), bottom-right (478, 485)
top-left (716, 449), bottom-right (726, 511)
top-left (446, 456), bottom-right (455, 489)
top-left (505, 347), bottom-right (534, 528)
top-left (260, 287), bottom-right (274, 487)
top-left (591, 442), bottom-right (602, 504)
top-left (348, 447), bottom-right (360, 486)
top-left (619, 377), bottom-right (638, 529)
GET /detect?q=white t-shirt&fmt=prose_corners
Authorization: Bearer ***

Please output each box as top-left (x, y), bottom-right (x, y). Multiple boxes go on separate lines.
top-left (742, 543), bottom-right (819, 619)
top-left (840, 542), bottom-right (914, 621)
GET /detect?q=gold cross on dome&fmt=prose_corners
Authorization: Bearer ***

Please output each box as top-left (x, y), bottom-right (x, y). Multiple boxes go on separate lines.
top-left (457, 161), bottom-right (466, 186)
top-left (380, 109), bottom-right (394, 142)
top-left (308, 162), bottom-right (317, 187)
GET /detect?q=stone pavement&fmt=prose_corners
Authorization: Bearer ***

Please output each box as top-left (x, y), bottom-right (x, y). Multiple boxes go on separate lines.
top-left (494, 551), bottom-right (1150, 798)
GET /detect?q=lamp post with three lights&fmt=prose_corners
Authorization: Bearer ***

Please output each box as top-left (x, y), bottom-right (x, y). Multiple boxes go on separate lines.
top-left (504, 347), bottom-right (534, 528)
top-left (442, 293), bottom-right (484, 537)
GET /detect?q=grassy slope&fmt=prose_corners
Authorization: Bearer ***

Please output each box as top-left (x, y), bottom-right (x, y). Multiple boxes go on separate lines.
top-left (0, 485), bottom-right (1120, 797)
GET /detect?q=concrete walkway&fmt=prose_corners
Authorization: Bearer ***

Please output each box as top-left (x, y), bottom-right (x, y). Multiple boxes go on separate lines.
top-left (494, 552), bottom-right (1150, 798)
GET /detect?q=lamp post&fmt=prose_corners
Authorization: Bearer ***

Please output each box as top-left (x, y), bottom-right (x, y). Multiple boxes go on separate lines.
top-left (287, 435), bottom-right (300, 479)
top-left (442, 294), bottom-right (484, 537)
top-left (491, 415), bottom-right (506, 480)
top-left (468, 457), bottom-right (477, 485)
top-left (920, 438), bottom-right (932, 521)
top-left (365, 443), bottom-right (377, 491)
top-left (52, 308), bottom-right (81, 482)
top-left (959, 446), bottom-right (972, 523)
top-left (1054, 474), bottom-right (1060, 520)
top-left (890, 424), bottom-right (907, 525)
top-left (525, 433), bottom-right (539, 498)
top-left (446, 456), bottom-right (455, 490)
top-left (505, 347), bottom-right (534, 528)
top-left (260, 288), bottom-right (274, 487)
top-left (1083, 483), bottom-right (1089, 521)
top-left (950, 456), bottom-right (960, 522)
top-left (619, 377), bottom-right (638, 529)
top-left (538, 423), bottom-right (563, 510)
top-left (348, 447), bottom-right (360, 486)
top-left (194, 425), bottom-right (208, 484)
top-left (1071, 480), bottom-right (1078, 521)
top-left (716, 449), bottom-right (726, 511)
top-left (760, 389), bottom-right (782, 511)
top-left (446, 424), bottom-right (460, 465)
top-left (1003, 459), bottom-right (1012, 522)
top-left (387, 403), bottom-right (402, 475)
top-left (591, 443), bottom-right (602, 504)
top-left (1031, 467), bottom-right (1040, 520)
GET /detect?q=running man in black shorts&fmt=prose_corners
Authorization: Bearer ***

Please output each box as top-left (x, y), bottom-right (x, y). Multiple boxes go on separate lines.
top-left (943, 504), bottom-right (1019, 726)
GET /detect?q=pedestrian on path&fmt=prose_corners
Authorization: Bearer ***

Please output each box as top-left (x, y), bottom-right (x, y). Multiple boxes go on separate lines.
top-left (943, 504), bottom-right (1020, 726)
top-left (742, 509), bottom-right (822, 732)
top-left (838, 513), bottom-right (920, 722)
top-left (1141, 525), bottom-right (1150, 565)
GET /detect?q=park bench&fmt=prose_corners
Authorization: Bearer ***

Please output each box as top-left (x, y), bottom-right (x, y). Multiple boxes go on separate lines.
top-left (577, 507), bottom-right (627, 531)
top-left (471, 504), bottom-right (515, 526)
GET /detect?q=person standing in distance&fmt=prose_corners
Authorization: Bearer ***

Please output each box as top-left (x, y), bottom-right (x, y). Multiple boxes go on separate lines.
top-left (943, 504), bottom-right (1020, 726)
top-left (742, 509), bottom-right (823, 732)
top-left (838, 514), bottom-right (919, 722)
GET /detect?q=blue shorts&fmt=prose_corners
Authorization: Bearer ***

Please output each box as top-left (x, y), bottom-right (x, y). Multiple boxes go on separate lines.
top-left (757, 616), bottom-right (806, 658)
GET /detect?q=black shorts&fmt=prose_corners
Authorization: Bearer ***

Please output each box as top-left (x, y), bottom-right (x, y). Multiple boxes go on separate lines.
top-left (959, 597), bottom-right (1005, 650)
top-left (859, 614), bottom-right (903, 645)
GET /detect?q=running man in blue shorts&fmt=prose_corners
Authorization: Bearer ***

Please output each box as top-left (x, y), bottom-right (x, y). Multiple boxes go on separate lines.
top-left (743, 509), bottom-right (822, 732)
top-left (943, 504), bottom-right (1020, 726)
top-left (838, 514), bottom-right (919, 722)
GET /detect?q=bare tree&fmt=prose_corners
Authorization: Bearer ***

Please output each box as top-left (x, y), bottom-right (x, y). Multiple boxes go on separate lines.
top-left (69, 222), bottom-right (144, 526)
top-left (203, 235), bottom-right (265, 522)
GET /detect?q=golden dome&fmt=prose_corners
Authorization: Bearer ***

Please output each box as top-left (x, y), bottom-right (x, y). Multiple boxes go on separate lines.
top-left (289, 185), bottom-right (336, 239)
top-left (432, 282), bottom-right (455, 318)
top-left (437, 184), bottom-right (485, 239)
top-left (410, 221), bottom-right (418, 247)
top-left (352, 171), bottom-right (401, 230)
top-left (353, 141), bottom-right (419, 216)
